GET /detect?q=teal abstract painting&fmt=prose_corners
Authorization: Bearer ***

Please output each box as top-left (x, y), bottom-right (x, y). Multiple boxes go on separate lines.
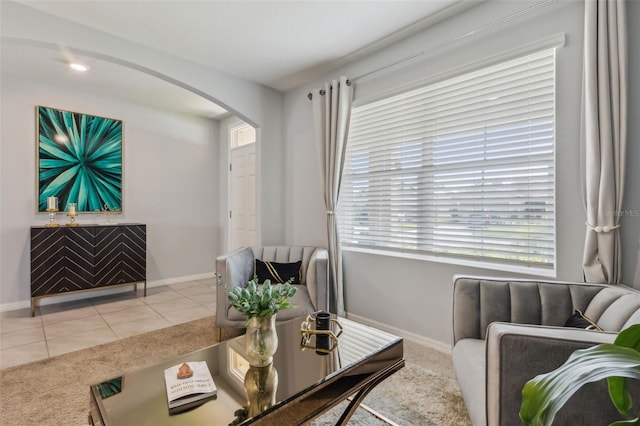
top-left (37, 106), bottom-right (122, 212)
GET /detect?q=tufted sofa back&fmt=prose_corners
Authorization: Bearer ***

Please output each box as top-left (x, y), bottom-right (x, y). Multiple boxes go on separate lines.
top-left (215, 245), bottom-right (328, 328)
top-left (453, 276), bottom-right (640, 343)
top-left (585, 287), bottom-right (640, 330)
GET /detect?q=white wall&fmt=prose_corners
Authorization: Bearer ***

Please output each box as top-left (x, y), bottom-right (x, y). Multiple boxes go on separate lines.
top-left (284, 0), bottom-right (639, 346)
top-left (0, 73), bottom-right (220, 309)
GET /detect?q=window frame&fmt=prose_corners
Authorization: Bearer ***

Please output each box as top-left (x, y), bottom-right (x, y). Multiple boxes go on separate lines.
top-left (338, 38), bottom-right (565, 277)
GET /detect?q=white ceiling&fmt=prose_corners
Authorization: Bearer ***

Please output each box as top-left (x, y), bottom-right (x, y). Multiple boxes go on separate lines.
top-left (2, 0), bottom-right (480, 119)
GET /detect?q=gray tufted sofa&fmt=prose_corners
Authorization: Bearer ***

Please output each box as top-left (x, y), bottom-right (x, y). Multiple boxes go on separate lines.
top-left (215, 246), bottom-right (328, 329)
top-left (452, 275), bottom-right (640, 426)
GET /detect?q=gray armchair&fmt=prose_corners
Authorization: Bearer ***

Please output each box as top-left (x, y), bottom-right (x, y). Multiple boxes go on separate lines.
top-left (452, 275), bottom-right (640, 426)
top-left (215, 246), bottom-right (328, 330)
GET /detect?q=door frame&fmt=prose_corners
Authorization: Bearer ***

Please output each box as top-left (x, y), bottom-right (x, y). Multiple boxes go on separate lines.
top-left (226, 120), bottom-right (260, 252)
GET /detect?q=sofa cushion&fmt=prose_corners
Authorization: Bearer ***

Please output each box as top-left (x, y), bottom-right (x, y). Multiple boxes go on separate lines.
top-left (585, 287), bottom-right (640, 331)
top-left (563, 309), bottom-right (602, 331)
top-left (255, 259), bottom-right (302, 284)
top-left (253, 246), bottom-right (319, 285)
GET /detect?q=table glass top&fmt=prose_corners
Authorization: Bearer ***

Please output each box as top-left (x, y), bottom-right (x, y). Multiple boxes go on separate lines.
top-left (91, 315), bottom-right (402, 426)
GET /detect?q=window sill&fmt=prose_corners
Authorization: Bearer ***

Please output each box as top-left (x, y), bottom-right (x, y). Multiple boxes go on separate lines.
top-left (342, 246), bottom-right (557, 278)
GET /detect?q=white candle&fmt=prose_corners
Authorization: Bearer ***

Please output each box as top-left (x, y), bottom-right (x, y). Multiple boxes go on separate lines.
top-left (47, 196), bottom-right (57, 210)
top-left (68, 204), bottom-right (76, 215)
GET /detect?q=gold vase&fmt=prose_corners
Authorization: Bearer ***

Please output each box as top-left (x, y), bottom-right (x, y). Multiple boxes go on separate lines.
top-left (244, 364), bottom-right (278, 417)
top-left (244, 315), bottom-right (278, 367)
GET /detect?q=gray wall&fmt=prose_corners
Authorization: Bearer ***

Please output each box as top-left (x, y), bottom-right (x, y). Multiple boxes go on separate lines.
top-left (623, 0), bottom-right (640, 284)
top-left (284, 0), bottom-right (639, 347)
top-left (0, 74), bottom-right (220, 309)
top-left (0, 1), bottom-right (286, 310)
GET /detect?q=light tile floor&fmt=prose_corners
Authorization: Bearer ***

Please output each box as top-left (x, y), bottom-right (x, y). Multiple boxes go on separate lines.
top-left (0, 278), bottom-right (217, 369)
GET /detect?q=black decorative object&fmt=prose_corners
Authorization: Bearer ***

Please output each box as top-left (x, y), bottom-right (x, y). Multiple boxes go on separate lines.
top-left (315, 311), bottom-right (331, 354)
top-left (563, 309), bottom-right (603, 331)
top-left (255, 259), bottom-right (302, 284)
top-left (299, 312), bottom-right (342, 355)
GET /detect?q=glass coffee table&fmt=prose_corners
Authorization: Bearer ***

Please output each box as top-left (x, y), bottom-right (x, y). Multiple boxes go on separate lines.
top-left (89, 316), bottom-right (404, 425)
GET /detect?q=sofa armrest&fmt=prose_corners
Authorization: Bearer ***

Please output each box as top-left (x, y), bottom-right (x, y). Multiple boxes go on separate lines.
top-left (306, 248), bottom-right (328, 312)
top-left (215, 246), bottom-right (254, 326)
top-left (216, 246), bottom-right (255, 289)
top-left (486, 322), bottom-right (622, 426)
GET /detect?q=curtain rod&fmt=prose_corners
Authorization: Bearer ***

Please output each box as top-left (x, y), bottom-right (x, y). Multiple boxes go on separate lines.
top-left (307, 0), bottom-right (556, 101)
top-left (307, 80), bottom-right (352, 100)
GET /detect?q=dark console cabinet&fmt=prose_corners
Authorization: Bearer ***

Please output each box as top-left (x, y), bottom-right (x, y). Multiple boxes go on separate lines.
top-left (30, 223), bottom-right (146, 316)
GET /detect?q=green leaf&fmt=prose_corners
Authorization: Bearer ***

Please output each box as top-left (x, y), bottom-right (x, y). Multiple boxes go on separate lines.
top-left (609, 326), bottom-right (640, 417)
top-left (262, 281), bottom-right (272, 302)
top-left (614, 325), bottom-right (640, 351)
top-left (610, 376), bottom-right (634, 418)
top-left (215, 272), bottom-right (226, 288)
top-left (288, 286), bottom-right (297, 297)
top-left (223, 275), bottom-right (297, 318)
top-left (247, 279), bottom-right (257, 294)
top-left (240, 288), bottom-right (250, 300)
top-left (610, 416), bottom-right (640, 426)
top-left (520, 344), bottom-right (640, 426)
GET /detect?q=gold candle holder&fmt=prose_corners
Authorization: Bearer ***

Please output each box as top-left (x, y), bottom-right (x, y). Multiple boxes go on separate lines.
top-left (46, 196), bottom-right (59, 227)
top-left (66, 203), bottom-right (78, 227)
top-left (46, 208), bottom-right (59, 227)
top-left (299, 313), bottom-right (343, 354)
top-left (94, 204), bottom-right (120, 225)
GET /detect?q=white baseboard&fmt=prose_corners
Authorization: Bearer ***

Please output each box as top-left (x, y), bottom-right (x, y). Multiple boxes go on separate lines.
top-left (0, 272), bottom-right (216, 313)
top-left (148, 272), bottom-right (215, 287)
top-left (345, 312), bottom-right (452, 354)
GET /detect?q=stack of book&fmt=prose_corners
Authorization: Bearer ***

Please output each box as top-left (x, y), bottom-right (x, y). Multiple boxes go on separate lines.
top-left (163, 361), bottom-right (217, 414)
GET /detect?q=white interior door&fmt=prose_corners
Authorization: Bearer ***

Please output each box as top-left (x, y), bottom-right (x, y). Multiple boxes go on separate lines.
top-left (229, 143), bottom-right (256, 250)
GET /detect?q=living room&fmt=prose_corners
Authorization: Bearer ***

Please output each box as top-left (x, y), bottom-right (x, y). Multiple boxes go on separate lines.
top-left (1, 0), bottom-right (640, 424)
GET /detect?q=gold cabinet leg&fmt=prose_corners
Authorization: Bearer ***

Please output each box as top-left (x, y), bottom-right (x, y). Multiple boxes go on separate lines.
top-left (31, 298), bottom-right (36, 317)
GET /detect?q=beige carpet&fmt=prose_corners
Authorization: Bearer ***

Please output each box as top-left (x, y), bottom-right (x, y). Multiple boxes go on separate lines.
top-left (0, 317), bottom-right (469, 425)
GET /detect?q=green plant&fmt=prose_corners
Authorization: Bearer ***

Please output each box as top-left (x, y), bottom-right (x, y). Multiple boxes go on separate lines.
top-left (520, 324), bottom-right (640, 426)
top-left (216, 273), bottom-right (297, 320)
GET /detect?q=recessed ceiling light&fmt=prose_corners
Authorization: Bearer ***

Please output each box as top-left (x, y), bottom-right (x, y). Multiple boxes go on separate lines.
top-left (69, 63), bottom-right (88, 72)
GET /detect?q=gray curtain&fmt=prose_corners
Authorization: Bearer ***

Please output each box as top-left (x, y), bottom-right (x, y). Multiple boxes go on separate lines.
top-left (581, 0), bottom-right (627, 283)
top-left (311, 76), bottom-right (354, 316)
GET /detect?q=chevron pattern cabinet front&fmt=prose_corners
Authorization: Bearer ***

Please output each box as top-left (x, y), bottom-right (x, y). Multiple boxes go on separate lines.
top-left (94, 225), bottom-right (146, 287)
top-left (30, 224), bottom-right (146, 315)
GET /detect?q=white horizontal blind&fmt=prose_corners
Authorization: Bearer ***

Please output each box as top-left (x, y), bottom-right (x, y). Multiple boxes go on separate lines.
top-left (339, 48), bottom-right (556, 269)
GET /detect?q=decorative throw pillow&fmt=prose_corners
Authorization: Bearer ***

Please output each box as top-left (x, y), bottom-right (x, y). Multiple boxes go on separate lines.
top-left (563, 309), bottom-right (603, 331)
top-left (255, 259), bottom-right (302, 284)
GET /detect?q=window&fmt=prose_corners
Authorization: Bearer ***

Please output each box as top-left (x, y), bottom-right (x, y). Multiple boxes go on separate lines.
top-left (339, 48), bottom-right (556, 272)
top-left (230, 123), bottom-right (256, 148)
